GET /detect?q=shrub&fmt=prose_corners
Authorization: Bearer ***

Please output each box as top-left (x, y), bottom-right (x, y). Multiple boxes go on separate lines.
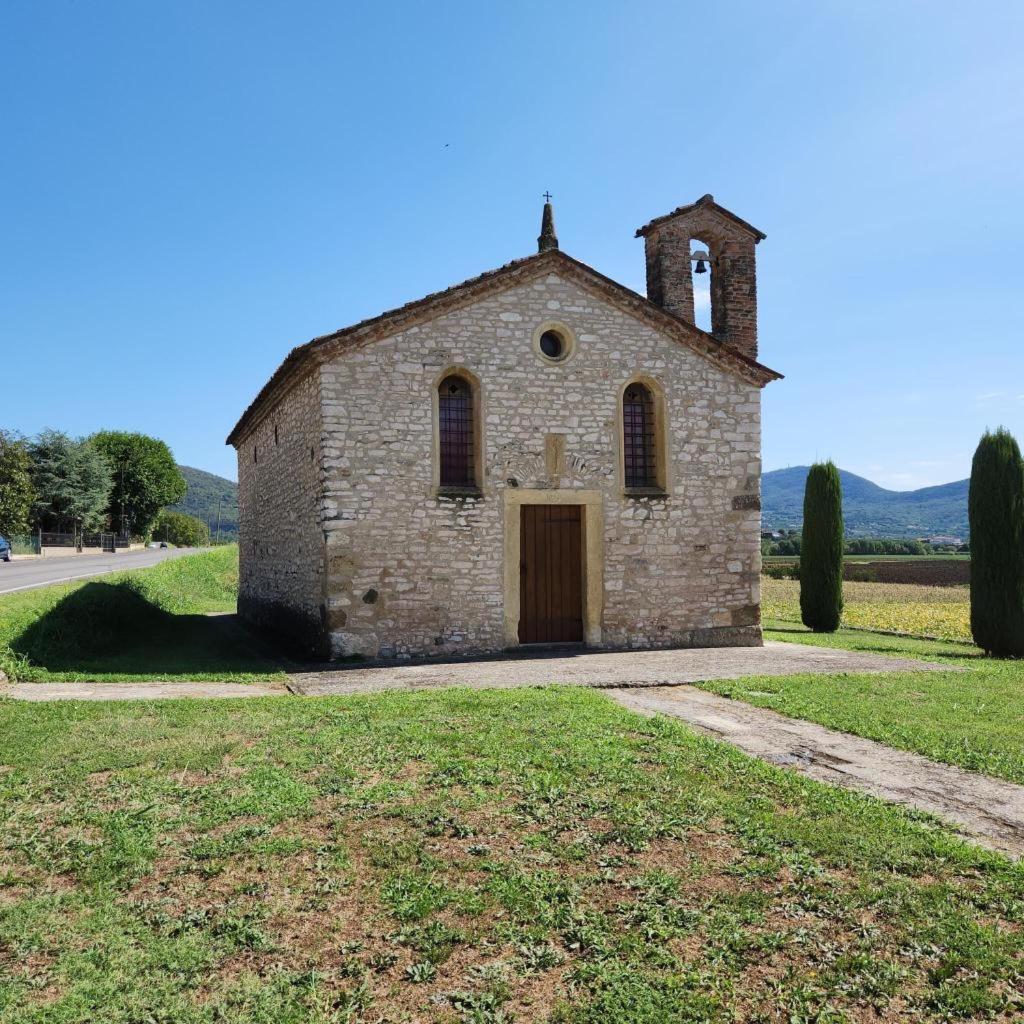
top-left (799, 462), bottom-right (844, 632)
top-left (968, 428), bottom-right (1024, 656)
top-left (152, 509), bottom-right (210, 548)
top-left (845, 566), bottom-right (878, 584)
top-left (764, 561), bottom-right (800, 581)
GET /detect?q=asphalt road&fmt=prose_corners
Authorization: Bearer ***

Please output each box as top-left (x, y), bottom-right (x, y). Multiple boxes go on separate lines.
top-left (0, 547), bottom-right (202, 595)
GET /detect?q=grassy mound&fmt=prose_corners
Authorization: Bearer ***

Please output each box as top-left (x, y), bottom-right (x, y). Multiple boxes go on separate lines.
top-left (120, 542), bottom-right (241, 614)
top-left (0, 547), bottom-right (283, 682)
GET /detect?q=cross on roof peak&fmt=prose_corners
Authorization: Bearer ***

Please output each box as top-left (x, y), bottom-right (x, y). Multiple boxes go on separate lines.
top-left (537, 194), bottom-right (558, 253)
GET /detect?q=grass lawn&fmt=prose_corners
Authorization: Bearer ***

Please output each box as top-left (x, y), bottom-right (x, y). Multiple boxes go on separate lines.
top-left (0, 547), bottom-right (284, 684)
top-left (762, 576), bottom-right (971, 643)
top-left (691, 621), bottom-right (1024, 787)
top-left (2, 687), bottom-right (1024, 1023)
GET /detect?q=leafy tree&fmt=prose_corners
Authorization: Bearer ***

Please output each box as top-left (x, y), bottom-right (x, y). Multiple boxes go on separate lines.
top-left (151, 509), bottom-right (210, 547)
top-left (776, 536), bottom-right (801, 556)
top-left (90, 431), bottom-right (186, 538)
top-left (969, 428), bottom-right (1024, 657)
top-left (29, 430), bottom-right (112, 532)
top-left (800, 461), bottom-right (844, 632)
top-left (0, 431), bottom-right (35, 538)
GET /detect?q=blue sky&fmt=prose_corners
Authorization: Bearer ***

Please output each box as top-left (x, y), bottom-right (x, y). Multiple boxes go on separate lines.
top-left (3, 1), bottom-right (1022, 487)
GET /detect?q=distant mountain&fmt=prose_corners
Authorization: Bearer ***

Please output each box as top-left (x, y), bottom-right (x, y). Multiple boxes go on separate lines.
top-left (762, 466), bottom-right (969, 539)
top-left (167, 463), bottom-right (968, 543)
top-left (170, 466), bottom-right (239, 541)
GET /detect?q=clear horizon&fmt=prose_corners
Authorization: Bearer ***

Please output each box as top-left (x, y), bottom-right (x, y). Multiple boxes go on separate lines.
top-left (3, 2), bottom-right (1022, 489)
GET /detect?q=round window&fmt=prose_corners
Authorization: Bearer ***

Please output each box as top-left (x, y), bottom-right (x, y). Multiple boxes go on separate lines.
top-left (532, 321), bottom-right (577, 364)
top-left (539, 330), bottom-right (564, 360)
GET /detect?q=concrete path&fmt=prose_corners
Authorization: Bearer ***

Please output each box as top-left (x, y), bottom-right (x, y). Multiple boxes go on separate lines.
top-left (0, 547), bottom-right (203, 595)
top-left (2, 681), bottom-right (286, 701)
top-left (0, 642), bottom-right (946, 702)
top-left (286, 640), bottom-right (951, 695)
top-left (612, 686), bottom-right (1024, 858)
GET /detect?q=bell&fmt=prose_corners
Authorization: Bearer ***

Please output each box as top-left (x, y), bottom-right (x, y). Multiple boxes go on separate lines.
top-left (694, 259), bottom-right (707, 274)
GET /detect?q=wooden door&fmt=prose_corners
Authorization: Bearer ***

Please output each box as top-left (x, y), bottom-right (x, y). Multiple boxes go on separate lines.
top-left (519, 505), bottom-right (584, 644)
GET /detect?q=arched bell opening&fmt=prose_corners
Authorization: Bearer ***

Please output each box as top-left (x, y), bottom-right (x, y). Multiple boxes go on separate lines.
top-left (689, 237), bottom-right (713, 333)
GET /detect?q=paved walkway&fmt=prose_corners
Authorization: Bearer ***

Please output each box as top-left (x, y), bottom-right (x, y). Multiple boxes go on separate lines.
top-left (613, 686), bottom-right (1024, 858)
top-left (286, 640), bottom-right (951, 695)
top-left (2, 681), bottom-right (286, 701)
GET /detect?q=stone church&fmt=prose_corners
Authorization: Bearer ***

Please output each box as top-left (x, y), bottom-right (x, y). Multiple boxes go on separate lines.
top-left (227, 195), bottom-right (782, 660)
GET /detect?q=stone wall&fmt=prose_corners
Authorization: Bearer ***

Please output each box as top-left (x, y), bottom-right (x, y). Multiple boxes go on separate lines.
top-left (235, 370), bottom-right (328, 657)
top-left (313, 269), bottom-right (763, 660)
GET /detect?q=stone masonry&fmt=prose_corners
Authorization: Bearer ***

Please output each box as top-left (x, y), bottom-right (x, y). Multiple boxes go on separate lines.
top-left (236, 370), bottom-right (327, 653)
top-left (230, 198), bottom-right (781, 660)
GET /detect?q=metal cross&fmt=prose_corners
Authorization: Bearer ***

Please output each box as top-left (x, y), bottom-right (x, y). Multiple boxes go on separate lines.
top-left (543, 191), bottom-right (552, 203)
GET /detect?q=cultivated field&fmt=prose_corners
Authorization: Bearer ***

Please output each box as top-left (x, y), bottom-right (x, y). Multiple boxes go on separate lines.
top-left (762, 576), bottom-right (971, 643)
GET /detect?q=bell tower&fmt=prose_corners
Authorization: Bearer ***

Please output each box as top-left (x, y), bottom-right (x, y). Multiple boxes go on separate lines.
top-left (636, 194), bottom-right (765, 361)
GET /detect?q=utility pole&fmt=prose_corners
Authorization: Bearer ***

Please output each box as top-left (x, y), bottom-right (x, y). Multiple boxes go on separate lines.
top-left (119, 461), bottom-right (126, 541)
top-left (215, 499), bottom-right (222, 546)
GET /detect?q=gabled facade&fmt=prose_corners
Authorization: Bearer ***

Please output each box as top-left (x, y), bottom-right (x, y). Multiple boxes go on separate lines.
top-left (228, 197), bottom-right (781, 660)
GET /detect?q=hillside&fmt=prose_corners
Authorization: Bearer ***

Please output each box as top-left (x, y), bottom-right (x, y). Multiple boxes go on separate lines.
top-left (762, 466), bottom-right (968, 538)
top-left (170, 466), bottom-right (239, 541)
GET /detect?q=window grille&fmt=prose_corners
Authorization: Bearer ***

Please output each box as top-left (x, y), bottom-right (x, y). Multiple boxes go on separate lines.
top-left (623, 383), bottom-right (656, 489)
top-left (439, 375), bottom-right (474, 487)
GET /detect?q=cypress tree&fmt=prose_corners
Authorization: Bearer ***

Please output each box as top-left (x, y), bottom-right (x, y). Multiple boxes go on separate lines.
top-left (800, 461), bottom-right (844, 632)
top-left (969, 428), bottom-right (1024, 657)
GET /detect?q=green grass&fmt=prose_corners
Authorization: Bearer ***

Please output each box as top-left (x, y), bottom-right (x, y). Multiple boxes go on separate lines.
top-left (0, 547), bottom-right (284, 683)
top-left (690, 621), bottom-right (1024, 785)
top-left (1, 687), bottom-right (1023, 1022)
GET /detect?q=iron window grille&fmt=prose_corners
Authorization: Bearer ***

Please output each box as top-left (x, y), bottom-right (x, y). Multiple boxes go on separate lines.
top-left (439, 376), bottom-right (475, 488)
top-left (623, 383), bottom-right (657, 490)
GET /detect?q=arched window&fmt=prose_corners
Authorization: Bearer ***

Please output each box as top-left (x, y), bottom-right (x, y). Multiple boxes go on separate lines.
top-left (623, 383), bottom-right (657, 490)
top-left (439, 375), bottom-right (475, 488)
